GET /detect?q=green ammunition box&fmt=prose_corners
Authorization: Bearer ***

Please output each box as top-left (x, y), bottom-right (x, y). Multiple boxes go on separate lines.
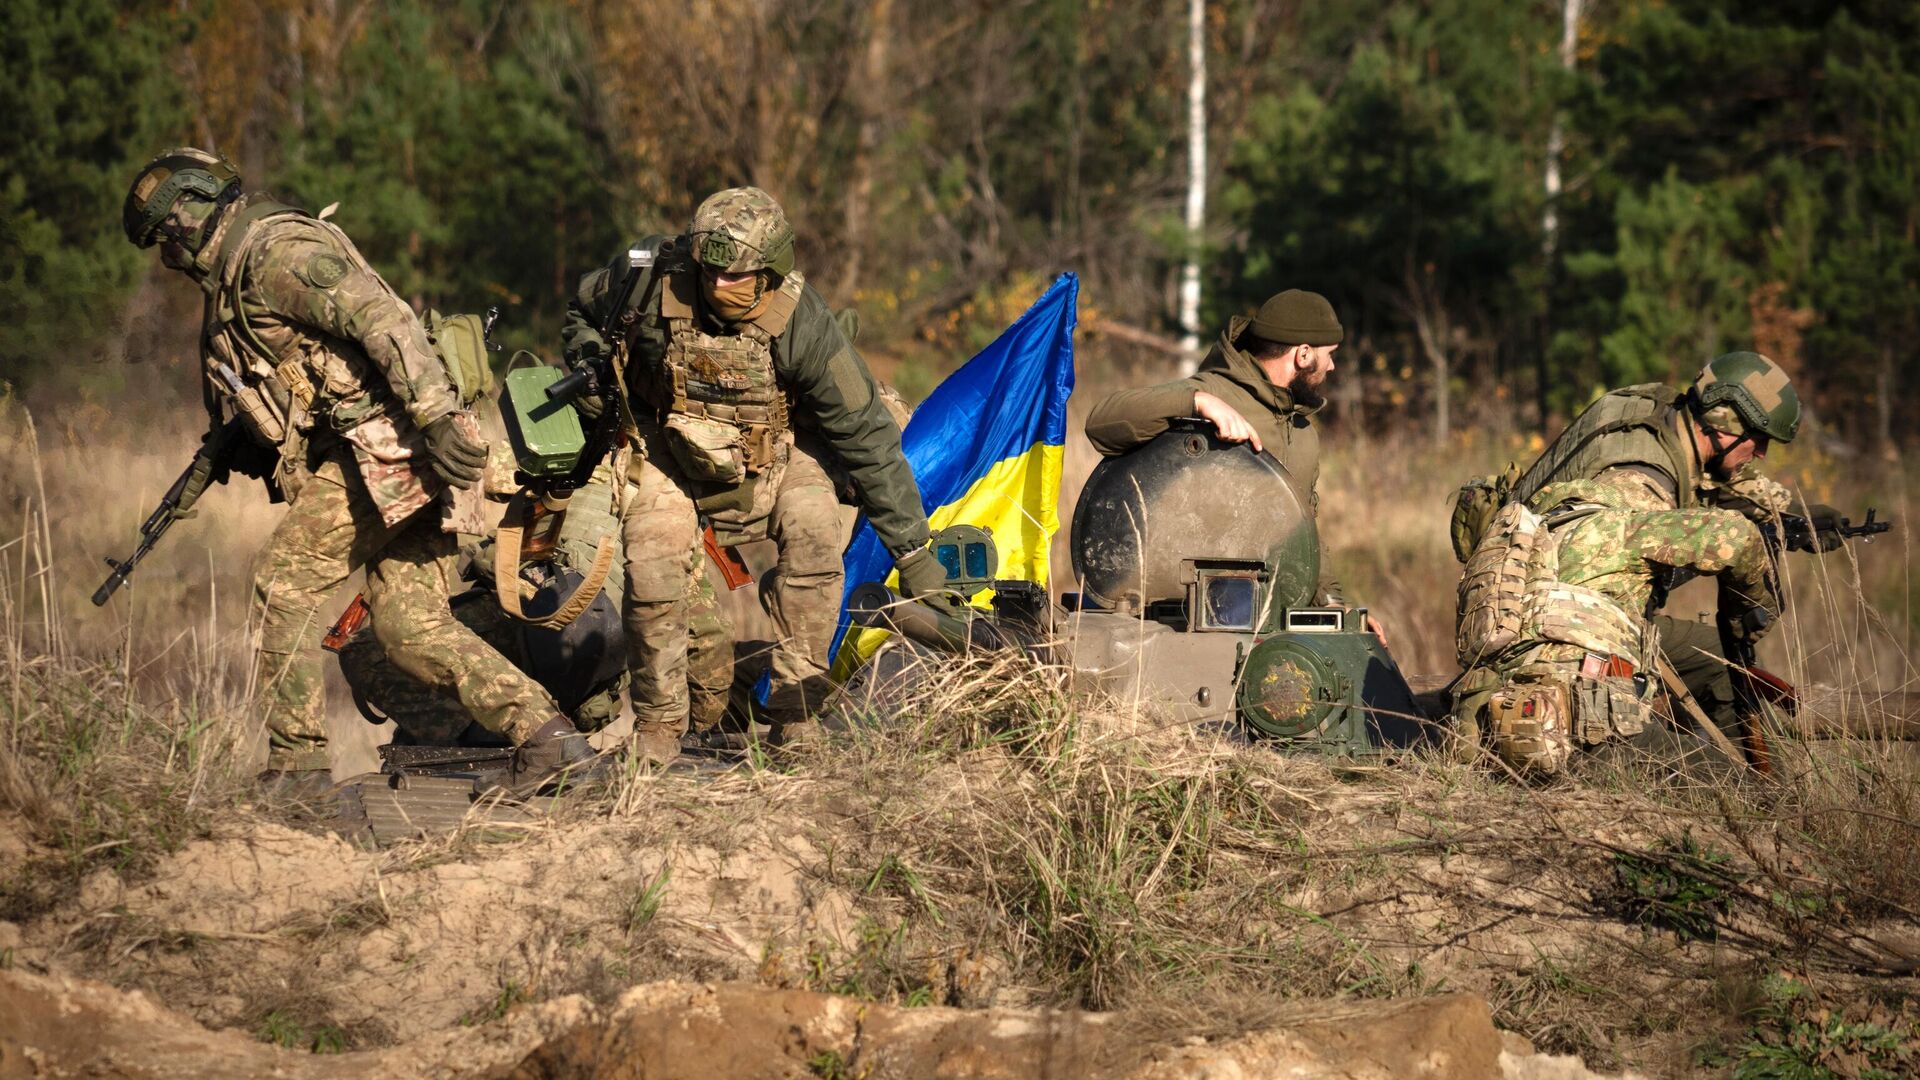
top-left (501, 364), bottom-right (588, 478)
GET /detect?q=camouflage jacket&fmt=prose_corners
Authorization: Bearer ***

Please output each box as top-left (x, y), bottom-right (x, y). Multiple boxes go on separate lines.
top-left (1529, 470), bottom-right (1783, 655)
top-left (193, 194), bottom-right (466, 527)
top-left (1516, 383), bottom-right (1796, 523)
top-left (1083, 315), bottom-right (1342, 604)
top-left (561, 237), bottom-right (930, 556)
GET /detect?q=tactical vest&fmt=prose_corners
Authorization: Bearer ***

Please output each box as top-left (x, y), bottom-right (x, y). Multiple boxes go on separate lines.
top-left (1515, 385), bottom-right (1695, 511)
top-left (202, 198), bottom-right (430, 448)
top-left (638, 268), bottom-right (805, 486)
top-left (199, 196), bottom-right (312, 451)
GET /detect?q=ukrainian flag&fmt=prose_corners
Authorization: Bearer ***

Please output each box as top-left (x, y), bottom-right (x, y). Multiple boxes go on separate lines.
top-left (828, 273), bottom-right (1078, 679)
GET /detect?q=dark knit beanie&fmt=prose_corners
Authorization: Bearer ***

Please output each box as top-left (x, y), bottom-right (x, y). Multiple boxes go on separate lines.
top-left (1249, 289), bottom-right (1343, 346)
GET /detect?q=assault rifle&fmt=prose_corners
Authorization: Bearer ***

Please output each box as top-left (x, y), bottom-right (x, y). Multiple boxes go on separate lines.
top-left (541, 241), bottom-right (752, 590)
top-left (543, 246), bottom-right (651, 491)
top-left (1759, 507), bottom-right (1893, 554)
top-left (93, 416), bottom-right (248, 606)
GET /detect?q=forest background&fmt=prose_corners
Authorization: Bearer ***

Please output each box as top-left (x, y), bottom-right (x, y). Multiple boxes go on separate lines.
top-left (1, 0), bottom-right (1916, 681)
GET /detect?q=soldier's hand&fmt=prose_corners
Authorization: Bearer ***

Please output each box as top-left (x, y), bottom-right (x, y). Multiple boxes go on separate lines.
top-left (1806, 504), bottom-right (1846, 553)
top-left (422, 413), bottom-right (488, 489)
top-left (574, 392), bottom-right (606, 422)
top-left (1194, 391), bottom-right (1262, 452)
top-left (895, 546), bottom-right (960, 608)
top-left (1362, 612), bottom-right (1390, 649)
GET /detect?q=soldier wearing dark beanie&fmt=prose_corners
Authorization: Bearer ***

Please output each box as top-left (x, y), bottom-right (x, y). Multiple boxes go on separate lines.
top-left (1083, 288), bottom-right (1388, 644)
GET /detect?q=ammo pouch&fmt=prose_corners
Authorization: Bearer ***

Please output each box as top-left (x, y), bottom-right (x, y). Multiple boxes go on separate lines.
top-left (1449, 464), bottom-right (1517, 562)
top-left (665, 411), bottom-right (750, 484)
top-left (1456, 500), bottom-right (1545, 668)
top-left (423, 310), bottom-right (496, 408)
top-left (1567, 671), bottom-right (1649, 744)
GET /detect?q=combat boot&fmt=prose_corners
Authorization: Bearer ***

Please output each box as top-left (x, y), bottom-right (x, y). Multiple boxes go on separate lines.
top-left (256, 768), bottom-right (336, 802)
top-left (503, 716), bottom-right (610, 798)
top-left (629, 722), bottom-right (684, 767)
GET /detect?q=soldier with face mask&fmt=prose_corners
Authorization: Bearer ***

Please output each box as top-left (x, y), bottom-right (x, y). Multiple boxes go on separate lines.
top-left (562, 187), bottom-right (940, 760)
top-left (123, 148), bottom-right (602, 796)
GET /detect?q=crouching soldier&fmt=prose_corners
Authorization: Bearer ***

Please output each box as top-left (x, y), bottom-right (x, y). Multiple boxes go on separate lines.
top-left (334, 452), bottom-right (738, 752)
top-left (1452, 353), bottom-right (1816, 773)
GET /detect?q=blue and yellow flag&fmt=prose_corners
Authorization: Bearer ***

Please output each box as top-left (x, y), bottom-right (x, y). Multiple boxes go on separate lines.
top-left (828, 273), bottom-right (1078, 679)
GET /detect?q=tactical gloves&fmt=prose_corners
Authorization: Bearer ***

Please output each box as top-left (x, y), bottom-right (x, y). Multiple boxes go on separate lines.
top-left (167, 429), bottom-right (235, 520)
top-left (895, 546), bottom-right (958, 607)
top-left (422, 413), bottom-right (488, 489)
top-left (167, 448), bottom-right (218, 521)
top-left (1804, 504), bottom-right (1847, 553)
top-left (568, 333), bottom-right (608, 421)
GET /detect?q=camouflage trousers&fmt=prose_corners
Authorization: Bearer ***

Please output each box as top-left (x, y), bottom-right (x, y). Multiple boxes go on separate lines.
top-left (252, 448), bottom-right (560, 771)
top-left (622, 434), bottom-right (842, 735)
top-left (334, 590), bottom-right (627, 747)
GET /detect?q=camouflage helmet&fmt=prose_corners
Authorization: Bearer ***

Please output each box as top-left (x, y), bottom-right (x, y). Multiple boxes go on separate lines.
top-left (1690, 351), bottom-right (1801, 443)
top-left (124, 148), bottom-right (241, 248)
top-left (688, 187), bottom-right (796, 277)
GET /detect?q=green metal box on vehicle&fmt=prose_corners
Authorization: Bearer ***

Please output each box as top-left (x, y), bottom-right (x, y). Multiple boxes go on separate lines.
top-left (501, 364), bottom-right (587, 478)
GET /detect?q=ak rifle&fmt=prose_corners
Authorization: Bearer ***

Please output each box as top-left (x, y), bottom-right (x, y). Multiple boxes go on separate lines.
top-left (93, 416), bottom-right (248, 606)
top-left (1760, 507), bottom-right (1893, 554)
top-left (542, 243), bottom-right (753, 590)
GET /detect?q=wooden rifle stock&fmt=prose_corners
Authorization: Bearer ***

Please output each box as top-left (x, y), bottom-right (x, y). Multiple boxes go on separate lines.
top-left (703, 525), bottom-right (753, 591)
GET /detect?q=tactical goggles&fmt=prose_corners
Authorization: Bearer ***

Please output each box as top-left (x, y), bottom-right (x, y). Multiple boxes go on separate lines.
top-left (126, 159), bottom-right (240, 248)
top-left (693, 230), bottom-right (762, 271)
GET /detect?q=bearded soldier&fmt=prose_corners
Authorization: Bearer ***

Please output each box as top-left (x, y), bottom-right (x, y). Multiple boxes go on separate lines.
top-left (123, 148), bottom-right (600, 795)
top-left (1452, 352), bottom-right (1834, 772)
top-left (561, 187), bottom-right (943, 759)
top-left (1084, 289), bottom-right (1388, 643)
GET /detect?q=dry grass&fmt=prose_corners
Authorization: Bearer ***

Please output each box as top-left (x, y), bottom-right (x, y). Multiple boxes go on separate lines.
top-left (3, 377), bottom-right (1919, 1076)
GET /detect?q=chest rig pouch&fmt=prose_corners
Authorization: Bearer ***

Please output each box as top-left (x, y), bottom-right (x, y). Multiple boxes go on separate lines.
top-left (201, 199), bottom-right (315, 451)
top-left (652, 269), bottom-right (803, 486)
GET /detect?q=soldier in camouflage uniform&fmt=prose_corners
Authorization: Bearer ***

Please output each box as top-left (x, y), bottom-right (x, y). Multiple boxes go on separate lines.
top-left (124, 148), bottom-right (597, 795)
top-left (335, 452), bottom-right (736, 746)
top-left (1452, 352), bottom-right (1827, 772)
top-left (562, 187), bottom-right (945, 759)
top-left (1085, 289), bottom-right (1386, 641)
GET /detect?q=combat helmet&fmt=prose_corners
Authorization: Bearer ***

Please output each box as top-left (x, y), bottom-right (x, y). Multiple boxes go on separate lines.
top-left (1689, 351), bottom-right (1801, 443)
top-left (688, 187), bottom-right (796, 277)
top-left (124, 147), bottom-right (242, 248)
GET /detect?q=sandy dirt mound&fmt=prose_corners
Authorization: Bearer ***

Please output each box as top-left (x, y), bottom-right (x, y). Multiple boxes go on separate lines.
top-left (1, 967), bottom-right (1629, 1079)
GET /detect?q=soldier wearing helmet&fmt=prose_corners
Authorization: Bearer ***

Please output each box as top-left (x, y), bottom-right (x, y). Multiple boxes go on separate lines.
top-left (561, 187), bottom-right (940, 759)
top-left (125, 148), bottom-right (598, 797)
top-left (1451, 352), bottom-right (1840, 773)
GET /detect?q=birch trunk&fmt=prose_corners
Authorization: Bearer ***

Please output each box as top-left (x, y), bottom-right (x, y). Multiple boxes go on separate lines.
top-left (1178, 0), bottom-right (1206, 368)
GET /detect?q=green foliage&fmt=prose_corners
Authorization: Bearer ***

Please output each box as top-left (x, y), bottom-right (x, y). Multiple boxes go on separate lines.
top-left (0, 0), bottom-right (184, 386)
top-left (623, 865), bottom-right (671, 935)
top-left (255, 1009), bottom-right (349, 1054)
top-left (272, 0), bottom-right (628, 355)
top-left (1606, 831), bottom-right (1739, 942)
top-left (5, 0), bottom-right (1920, 444)
top-left (1697, 974), bottom-right (1920, 1079)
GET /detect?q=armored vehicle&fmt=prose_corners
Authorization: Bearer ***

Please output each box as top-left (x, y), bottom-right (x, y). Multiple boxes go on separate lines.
top-left (851, 423), bottom-right (1434, 754)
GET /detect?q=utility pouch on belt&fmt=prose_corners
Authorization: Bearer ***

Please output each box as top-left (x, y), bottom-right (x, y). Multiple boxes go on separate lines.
top-left (664, 412), bottom-right (750, 484)
top-left (1568, 669), bottom-right (1649, 744)
top-left (1487, 678), bottom-right (1571, 775)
